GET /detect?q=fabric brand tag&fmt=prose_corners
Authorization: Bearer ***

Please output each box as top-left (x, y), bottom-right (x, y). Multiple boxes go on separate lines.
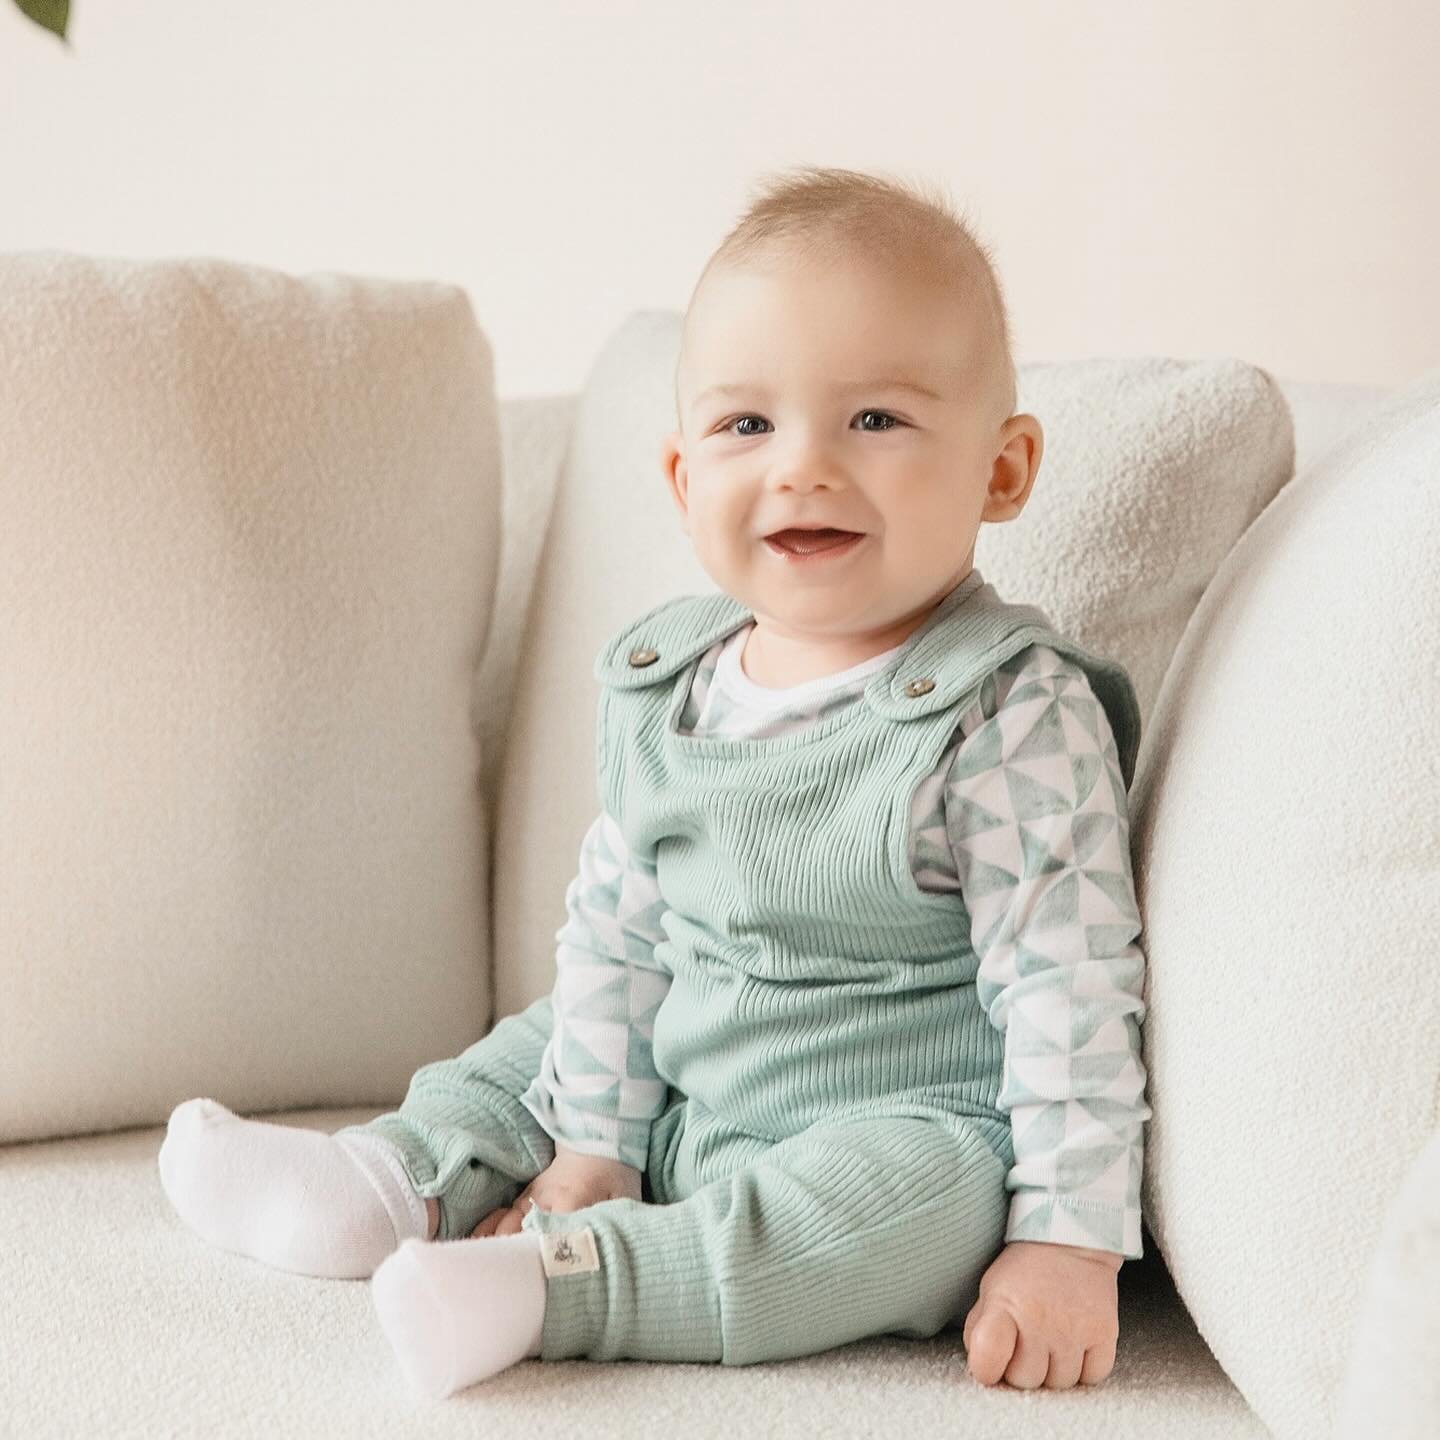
top-left (540, 1226), bottom-right (601, 1278)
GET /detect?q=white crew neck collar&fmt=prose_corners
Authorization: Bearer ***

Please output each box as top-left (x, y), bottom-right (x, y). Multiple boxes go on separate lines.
top-left (715, 623), bottom-right (908, 705)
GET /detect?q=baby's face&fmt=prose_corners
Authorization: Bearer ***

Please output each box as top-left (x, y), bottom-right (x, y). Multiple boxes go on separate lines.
top-left (662, 255), bottom-right (1042, 667)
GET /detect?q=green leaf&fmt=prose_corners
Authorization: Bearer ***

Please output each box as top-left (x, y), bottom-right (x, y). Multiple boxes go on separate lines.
top-left (15, 0), bottom-right (69, 40)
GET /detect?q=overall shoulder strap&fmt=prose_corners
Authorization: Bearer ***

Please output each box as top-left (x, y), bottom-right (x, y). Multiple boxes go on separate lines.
top-left (591, 576), bottom-right (1142, 786)
top-left (864, 576), bottom-right (1142, 787)
top-left (593, 591), bottom-right (751, 690)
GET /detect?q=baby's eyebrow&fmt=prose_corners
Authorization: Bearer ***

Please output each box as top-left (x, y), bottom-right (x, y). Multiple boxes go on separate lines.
top-left (833, 379), bottom-right (946, 400)
top-left (693, 378), bottom-right (945, 408)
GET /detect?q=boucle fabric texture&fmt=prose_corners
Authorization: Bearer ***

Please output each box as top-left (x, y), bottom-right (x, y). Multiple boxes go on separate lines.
top-left (0, 250), bottom-right (503, 1143)
top-left (1128, 367), bottom-right (1440, 1440)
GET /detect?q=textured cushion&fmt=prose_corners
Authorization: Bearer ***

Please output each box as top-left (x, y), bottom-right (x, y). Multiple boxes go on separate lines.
top-left (980, 356), bottom-right (1294, 729)
top-left (1128, 369), bottom-right (1440, 1440)
top-left (490, 312), bottom-right (1295, 1017)
top-left (0, 252), bottom-right (502, 1143)
top-left (0, 1108), bottom-right (1265, 1439)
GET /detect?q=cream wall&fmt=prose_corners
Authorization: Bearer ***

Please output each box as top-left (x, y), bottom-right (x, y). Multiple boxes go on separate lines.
top-left (2, 0), bottom-right (1435, 398)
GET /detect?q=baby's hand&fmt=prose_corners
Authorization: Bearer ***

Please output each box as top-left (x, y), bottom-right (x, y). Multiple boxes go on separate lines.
top-left (961, 1240), bottom-right (1123, 1389)
top-left (470, 1143), bottom-right (644, 1238)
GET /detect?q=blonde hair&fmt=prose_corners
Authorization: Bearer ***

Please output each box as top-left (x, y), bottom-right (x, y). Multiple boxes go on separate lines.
top-left (678, 164), bottom-right (1017, 424)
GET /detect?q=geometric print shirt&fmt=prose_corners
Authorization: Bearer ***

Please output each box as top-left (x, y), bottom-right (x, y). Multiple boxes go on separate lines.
top-left (518, 620), bottom-right (1152, 1259)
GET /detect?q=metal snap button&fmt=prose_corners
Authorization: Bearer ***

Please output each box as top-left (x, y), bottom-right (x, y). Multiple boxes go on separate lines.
top-left (904, 677), bottom-right (936, 697)
top-left (628, 647), bottom-right (659, 667)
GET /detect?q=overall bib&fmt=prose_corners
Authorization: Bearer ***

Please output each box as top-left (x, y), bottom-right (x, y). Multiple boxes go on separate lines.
top-left (343, 571), bottom-right (1141, 1364)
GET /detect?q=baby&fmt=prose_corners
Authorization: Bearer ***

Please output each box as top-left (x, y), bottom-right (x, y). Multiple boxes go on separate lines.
top-left (157, 164), bottom-right (1152, 1402)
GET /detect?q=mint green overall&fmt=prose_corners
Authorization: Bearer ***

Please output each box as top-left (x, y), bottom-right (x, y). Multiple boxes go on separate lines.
top-left (343, 573), bottom-right (1141, 1365)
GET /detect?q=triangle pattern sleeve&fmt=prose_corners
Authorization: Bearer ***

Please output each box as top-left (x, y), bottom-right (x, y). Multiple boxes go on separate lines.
top-left (947, 644), bottom-right (1152, 1259)
top-left (517, 809), bottom-right (673, 1171)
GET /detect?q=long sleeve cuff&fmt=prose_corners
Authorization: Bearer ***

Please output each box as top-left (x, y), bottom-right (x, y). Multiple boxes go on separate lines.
top-left (518, 1070), bottom-right (660, 1173)
top-left (1005, 1189), bottom-right (1144, 1260)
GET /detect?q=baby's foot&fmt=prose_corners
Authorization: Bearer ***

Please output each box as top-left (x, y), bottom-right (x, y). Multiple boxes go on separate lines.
top-left (157, 1098), bottom-right (430, 1278)
top-left (371, 1233), bottom-right (547, 1400)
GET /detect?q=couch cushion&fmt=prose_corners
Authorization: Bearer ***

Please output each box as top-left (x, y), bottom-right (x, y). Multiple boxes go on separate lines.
top-left (490, 312), bottom-right (1295, 1016)
top-left (0, 252), bottom-right (502, 1143)
top-left (978, 354), bottom-right (1294, 728)
top-left (1128, 367), bottom-right (1440, 1440)
top-left (0, 1111), bottom-right (1263, 1438)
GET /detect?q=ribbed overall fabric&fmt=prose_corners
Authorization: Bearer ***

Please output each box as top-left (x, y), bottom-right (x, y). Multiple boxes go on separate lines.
top-left (344, 573), bottom-right (1141, 1364)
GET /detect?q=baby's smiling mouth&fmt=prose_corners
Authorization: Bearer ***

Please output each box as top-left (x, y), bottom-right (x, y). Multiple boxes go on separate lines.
top-left (763, 526), bottom-right (865, 556)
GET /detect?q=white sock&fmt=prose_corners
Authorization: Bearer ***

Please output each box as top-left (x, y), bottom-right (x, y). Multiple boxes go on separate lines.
top-left (371, 1233), bottom-right (547, 1401)
top-left (157, 1097), bottom-right (429, 1279)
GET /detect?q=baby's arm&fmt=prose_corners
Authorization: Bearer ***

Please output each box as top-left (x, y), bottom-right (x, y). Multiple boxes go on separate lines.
top-left (479, 810), bottom-right (672, 1235)
top-left (947, 644), bottom-right (1151, 1385)
top-left (956, 644), bottom-right (1150, 1258)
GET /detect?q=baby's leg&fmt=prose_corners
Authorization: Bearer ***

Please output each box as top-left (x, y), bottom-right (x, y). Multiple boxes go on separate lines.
top-left (531, 1110), bottom-right (1010, 1366)
top-left (157, 995), bottom-right (557, 1280)
top-left (345, 995), bottom-right (559, 1242)
top-left (371, 1108), bottom-right (1009, 1396)
top-left (371, 1091), bottom-right (687, 1400)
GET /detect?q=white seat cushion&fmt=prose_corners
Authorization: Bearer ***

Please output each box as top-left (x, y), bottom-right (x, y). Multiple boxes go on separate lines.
top-left (0, 1114), bottom-right (1263, 1438)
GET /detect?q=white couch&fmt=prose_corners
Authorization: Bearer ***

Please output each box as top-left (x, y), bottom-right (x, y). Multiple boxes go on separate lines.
top-left (2, 252), bottom-right (1436, 1440)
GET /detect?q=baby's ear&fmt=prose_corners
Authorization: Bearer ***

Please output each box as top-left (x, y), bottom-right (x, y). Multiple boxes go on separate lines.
top-left (660, 432), bottom-right (690, 529)
top-left (984, 413), bottom-right (1043, 521)
top-left (659, 429), bottom-right (683, 476)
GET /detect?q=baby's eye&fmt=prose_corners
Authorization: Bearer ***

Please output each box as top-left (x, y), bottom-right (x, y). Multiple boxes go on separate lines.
top-left (720, 410), bottom-right (903, 437)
